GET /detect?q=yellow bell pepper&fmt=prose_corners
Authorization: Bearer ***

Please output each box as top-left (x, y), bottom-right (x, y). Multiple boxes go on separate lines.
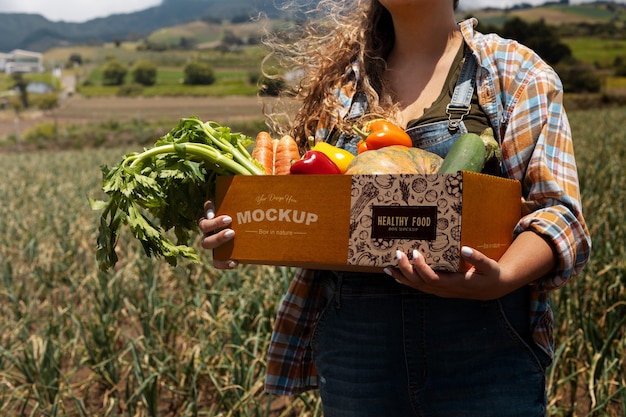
top-left (311, 142), bottom-right (355, 174)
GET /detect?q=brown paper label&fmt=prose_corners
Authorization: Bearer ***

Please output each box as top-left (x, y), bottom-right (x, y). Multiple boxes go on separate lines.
top-left (348, 173), bottom-right (463, 270)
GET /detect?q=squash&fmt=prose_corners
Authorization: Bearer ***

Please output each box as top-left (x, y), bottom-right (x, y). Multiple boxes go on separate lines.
top-left (345, 145), bottom-right (443, 175)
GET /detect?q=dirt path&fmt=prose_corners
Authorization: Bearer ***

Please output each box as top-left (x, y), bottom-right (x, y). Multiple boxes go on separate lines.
top-left (0, 95), bottom-right (277, 139)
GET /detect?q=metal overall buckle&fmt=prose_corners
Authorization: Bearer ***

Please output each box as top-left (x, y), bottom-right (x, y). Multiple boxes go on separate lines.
top-left (446, 103), bottom-right (471, 131)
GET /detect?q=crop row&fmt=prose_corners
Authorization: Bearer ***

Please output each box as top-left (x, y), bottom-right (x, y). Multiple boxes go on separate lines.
top-left (0, 108), bottom-right (624, 416)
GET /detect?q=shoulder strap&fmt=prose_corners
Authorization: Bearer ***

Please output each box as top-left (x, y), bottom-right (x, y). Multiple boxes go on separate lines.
top-left (446, 46), bottom-right (477, 131)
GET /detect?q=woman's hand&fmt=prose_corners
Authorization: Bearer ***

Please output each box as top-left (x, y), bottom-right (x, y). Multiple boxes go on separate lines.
top-left (385, 247), bottom-right (512, 300)
top-left (384, 231), bottom-right (557, 300)
top-left (198, 201), bottom-right (238, 270)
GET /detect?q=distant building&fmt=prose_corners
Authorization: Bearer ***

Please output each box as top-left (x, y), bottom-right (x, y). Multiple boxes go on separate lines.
top-left (0, 49), bottom-right (44, 74)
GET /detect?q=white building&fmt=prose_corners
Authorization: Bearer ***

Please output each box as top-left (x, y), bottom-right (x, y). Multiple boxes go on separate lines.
top-left (0, 49), bottom-right (44, 74)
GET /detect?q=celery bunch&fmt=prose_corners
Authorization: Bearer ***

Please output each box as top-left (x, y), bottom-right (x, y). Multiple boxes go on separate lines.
top-left (90, 117), bottom-right (264, 271)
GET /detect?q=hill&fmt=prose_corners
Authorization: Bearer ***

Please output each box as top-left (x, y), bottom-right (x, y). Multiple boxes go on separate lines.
top-left (463, 2), bottom-right (626, 26)
top-left (2, 1), bottom-right (626, 53)
top-left (0, 0), bottom-right (286, 52)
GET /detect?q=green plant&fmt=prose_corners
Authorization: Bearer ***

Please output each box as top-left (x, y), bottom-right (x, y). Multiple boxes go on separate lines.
top-left (555, 60), bottom-right (602, 93)
top-left (0, 108), bottom-right (623, 416)
top-left (183, 61), bottom-right (216, 85)
top-left (91, 118), bottom-right (263, 271)
top-left (23, 122), bottom-right (57, 147)
top-left (102, 60), bottom-right (128, 86)
top-left (117, 82), bottom-right (144, 96)
top-left (32, 92), bottom-right (59, 110)
top-left (257, 73), bottom-right (287, 97)
top-left (131, 60), bottom-right (158, 86)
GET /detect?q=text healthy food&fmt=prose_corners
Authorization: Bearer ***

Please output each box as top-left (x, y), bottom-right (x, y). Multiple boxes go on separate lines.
top-left (92, 116), bottom-right (499, 271)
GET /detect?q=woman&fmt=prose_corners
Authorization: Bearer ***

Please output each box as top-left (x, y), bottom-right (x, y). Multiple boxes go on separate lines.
top-left (199, 0), bottom-right (591, 415)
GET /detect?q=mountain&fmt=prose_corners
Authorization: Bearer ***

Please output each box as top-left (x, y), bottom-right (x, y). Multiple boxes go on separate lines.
top-left (3, 1), bottom-right (623, 53)
top-left (0, 0), bottom-right (285, 52)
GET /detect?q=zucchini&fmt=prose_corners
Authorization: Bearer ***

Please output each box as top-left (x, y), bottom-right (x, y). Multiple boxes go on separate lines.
top-left (438, 132), bottom-right (487, 174)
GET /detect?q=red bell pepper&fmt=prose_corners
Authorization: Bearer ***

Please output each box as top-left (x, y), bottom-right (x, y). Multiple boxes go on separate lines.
top-left (290, 150), bottom-right (342, 175)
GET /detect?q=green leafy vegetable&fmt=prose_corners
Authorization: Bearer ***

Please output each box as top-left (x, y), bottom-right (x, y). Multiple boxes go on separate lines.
top-left (90, 117), bottom-right (264, 271)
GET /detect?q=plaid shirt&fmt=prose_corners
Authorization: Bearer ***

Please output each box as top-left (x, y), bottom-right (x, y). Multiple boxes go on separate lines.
top-left (264, 18), bottom-right (591, 396)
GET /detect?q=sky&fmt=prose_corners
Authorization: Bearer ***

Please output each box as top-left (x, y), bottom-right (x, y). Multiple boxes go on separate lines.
top-left (0, 0), bottom-right (162, 22)
top-left (0, 0), bottom-right (623, 22)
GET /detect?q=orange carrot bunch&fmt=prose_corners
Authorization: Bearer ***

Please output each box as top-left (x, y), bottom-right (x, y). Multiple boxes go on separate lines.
top-left (251, 132), bottom-right (301, 175)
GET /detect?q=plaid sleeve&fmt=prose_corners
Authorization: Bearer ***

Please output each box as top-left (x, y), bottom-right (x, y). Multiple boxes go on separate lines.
top-left (264, 268), bottom-right (324, 395)
top-left (500, 58), bottom-right (591, 291)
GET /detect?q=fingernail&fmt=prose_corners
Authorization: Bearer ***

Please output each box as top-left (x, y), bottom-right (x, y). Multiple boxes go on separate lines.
top-left (224, 229), bottom-right (235, 238)
top-left (206, 209), bottom-right (215, 220)
top-left (396, 250), bottom-right (403, 261)
top-left (383, 267), bottom-right (393, 276)
top-left (461, 246), bottom-right (473, 257)
top-left (222, 216), bottom-right (232, 225)
top-left (227, 260), bottom-right (238, 268)
top-left (412, 249), bottom-right (419, 260)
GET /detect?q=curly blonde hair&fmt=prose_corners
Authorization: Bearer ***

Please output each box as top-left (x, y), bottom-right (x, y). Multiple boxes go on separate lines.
top-left (262, 0), bottom-right (458, 150)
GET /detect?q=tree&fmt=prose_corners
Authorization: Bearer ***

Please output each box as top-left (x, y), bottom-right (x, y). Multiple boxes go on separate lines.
top-left (68, 53), bottom-right (82, 66)
top-left (12, 73), bottom-right (29, 109)
top-left (183, 62), bottom-right (215, 85)
top-left (221, 30), bottom-right (243, 50)
top-left (258, 74), bottom-right (288, 96)
top-left (481, 17), bottom-right (599, 94)
top-left (131, 60), bottom-right (158, 86)
top-left (555, 60), bottom-right (601, 93)
top-left (614, 56), bottom-right (626, 77)
top-left (500, 17), bottom-right (572, 65)
top-left (102, 60), bottom-right (128, 86)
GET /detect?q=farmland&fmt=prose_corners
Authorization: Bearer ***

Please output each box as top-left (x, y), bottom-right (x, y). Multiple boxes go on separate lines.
top-left (0, 106), bottom-right (624, 415)
top-left (0, 5), bottom-right (624, 416)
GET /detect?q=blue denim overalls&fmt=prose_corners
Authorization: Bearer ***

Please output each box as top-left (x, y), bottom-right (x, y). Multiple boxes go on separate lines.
top-left (330, 45), bottom-right (477, 159)
top-left (312, 49), bottom-right (548, 417)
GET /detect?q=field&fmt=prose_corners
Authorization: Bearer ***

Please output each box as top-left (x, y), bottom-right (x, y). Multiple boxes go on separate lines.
top-left (0, 95), bottom-right (272, 152)
top-left (0, 7), bottom-right (624, 415)
top-left (562, 37), bottom-right (626, 68)
top-left (0, 105), bottom-right (624, 416)
top-left (468, 3), bottom-right (626, 26)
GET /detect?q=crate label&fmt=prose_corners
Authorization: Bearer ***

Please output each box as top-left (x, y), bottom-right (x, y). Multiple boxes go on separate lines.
top-left (371, 206), bottom-right (437, 240)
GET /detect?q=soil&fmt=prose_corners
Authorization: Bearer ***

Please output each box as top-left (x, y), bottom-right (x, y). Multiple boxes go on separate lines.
top-left (0, 94), bottom-right (277, 140)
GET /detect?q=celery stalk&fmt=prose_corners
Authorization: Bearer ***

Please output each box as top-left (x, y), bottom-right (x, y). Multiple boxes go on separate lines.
top-left (90, 118), bottom-right (262, 271)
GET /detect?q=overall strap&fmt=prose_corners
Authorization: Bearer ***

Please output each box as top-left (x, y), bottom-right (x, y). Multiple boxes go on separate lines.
top-left (446, 46), bottom-right (477, 131)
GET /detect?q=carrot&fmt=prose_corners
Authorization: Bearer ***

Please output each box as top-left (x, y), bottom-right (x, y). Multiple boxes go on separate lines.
top-left (251, 132), bottom-right (300, 175)
top-left (251, 131), bottom-right (275, 175)
top-left (273, 135), bottom-right (300, 175)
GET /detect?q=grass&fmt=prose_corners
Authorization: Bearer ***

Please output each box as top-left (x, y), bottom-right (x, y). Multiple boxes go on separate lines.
top-left (0, 72), bottom-right (62, 93)
top-left (79, 66), bottom-right (259, 97)
top-left (145, 20), bottom-right (280, 49)
top-left (0, 145), bottom-right (319, 416)
top-left (563, 37), bottom-right (626, 67)
top-left (468, 3), bottom-right (626, 26)
top-left (44, 43), bottom-right (268, 69)
top-left (0, 106), bottom-right (624, 416)
top-left (66, 43), bottom-right (267, 98)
